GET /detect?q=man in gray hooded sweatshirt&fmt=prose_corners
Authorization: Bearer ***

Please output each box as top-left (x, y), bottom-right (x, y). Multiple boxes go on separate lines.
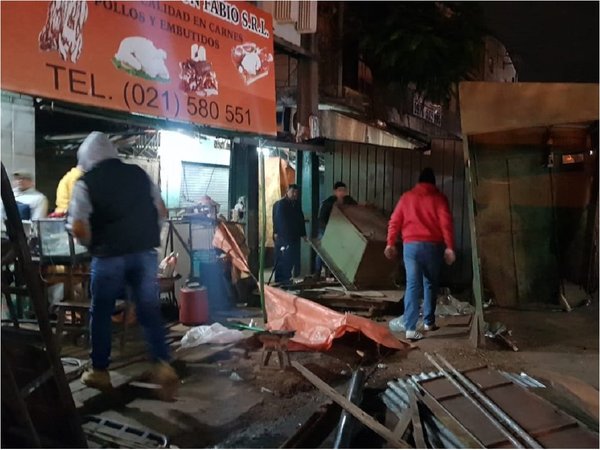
top-left (69, 132), bottom-right (178, 397)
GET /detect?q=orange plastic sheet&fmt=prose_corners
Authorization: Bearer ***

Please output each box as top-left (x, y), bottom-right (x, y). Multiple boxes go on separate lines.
top-left (265, 285), bottom-right (412, 351)
top-left (213, 220), bottom-right (412, 352)
top-left (213, 222), bottom-right (253, 276)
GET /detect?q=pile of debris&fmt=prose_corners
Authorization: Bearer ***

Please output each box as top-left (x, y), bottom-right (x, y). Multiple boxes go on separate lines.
top-left (289, 353), bottom-right (599, 449)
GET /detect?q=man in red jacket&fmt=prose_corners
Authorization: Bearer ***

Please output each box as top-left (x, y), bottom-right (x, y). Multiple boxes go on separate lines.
top-left (384, 168), bottom-right (456, 340)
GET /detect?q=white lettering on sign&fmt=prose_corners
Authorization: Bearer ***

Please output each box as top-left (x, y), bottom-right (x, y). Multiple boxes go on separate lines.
top-left (182, 0), bottom-right (202, 9)
top-left (203, 0), bottom-right (240, 25)
top-left (192, 0), bottom-right (270, 38)
top-left (241, 10), bottom-right (269, 38)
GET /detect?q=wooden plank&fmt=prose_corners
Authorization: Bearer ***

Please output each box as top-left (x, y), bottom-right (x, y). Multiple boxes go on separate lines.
top-left (463, 139), bottom-right (486, 347)
top-left (1, 164), bottom-right (88, 447)
top-left (408, 386), bottom-right (427, 449)
top-left (392, 406), bottom-right (413, 440)
top-left (174, 342), bottom-right (236, 362)
top-left (291, 361), bottom-right (410, 449)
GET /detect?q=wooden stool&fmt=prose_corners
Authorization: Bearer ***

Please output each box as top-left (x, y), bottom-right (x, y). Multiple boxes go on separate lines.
top-left (55, 300), bottom-right (128, 353)
top-left (258, 330), bottom-right (295, 370)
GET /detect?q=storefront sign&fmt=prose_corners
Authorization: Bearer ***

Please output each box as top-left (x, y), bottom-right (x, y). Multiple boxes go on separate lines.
top-left (1, 0), bottom-right (276, 135)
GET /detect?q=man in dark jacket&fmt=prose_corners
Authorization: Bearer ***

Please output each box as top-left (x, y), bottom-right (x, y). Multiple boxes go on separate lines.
top-left (315, 181), bottom-right (357, 276)
top-left (69, 132), bottom-right (178, 398)
top-left (272, 184), bottom-right (306, 282)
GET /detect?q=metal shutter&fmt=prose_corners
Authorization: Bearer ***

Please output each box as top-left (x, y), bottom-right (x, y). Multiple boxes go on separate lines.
top-left (180, 162), bottom-right (230, 215)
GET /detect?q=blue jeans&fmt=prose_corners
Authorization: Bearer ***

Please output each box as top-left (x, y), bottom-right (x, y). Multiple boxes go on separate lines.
top-left (403, 242), bottom-right (445, 331)
top-left (89, 250), bottom-right (170, 369)
top-left (274, 239), bottom-right (301, 283)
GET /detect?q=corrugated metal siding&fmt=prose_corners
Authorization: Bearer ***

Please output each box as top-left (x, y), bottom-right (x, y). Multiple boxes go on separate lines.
top-left (324, 139), bottom-right (472, 287)
top-left (180, 162), bottom-right (230, 214)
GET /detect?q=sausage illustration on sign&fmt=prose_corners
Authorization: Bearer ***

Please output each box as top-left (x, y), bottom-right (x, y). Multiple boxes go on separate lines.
top-left (113, 37), bottom-right (170, 82)
top-left (39, 0), bottom-right (89, 63)
top-left (231, 43), bottom-right (273, 86)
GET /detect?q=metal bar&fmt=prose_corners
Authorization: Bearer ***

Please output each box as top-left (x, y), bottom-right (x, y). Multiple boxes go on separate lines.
top-left (334, 368), bottom-right (366, 448)
top-left (423, 353), bottom-right (523, 448)
top-left (433, 353), bottom-right (542, 449)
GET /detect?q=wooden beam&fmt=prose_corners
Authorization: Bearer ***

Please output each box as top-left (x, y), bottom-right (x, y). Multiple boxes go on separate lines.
top-left (1, 163), bottom-right (88, 448)
top-left (274, 36), bottom-right (316, 59)
top-left (291, 361), bottom-right (411, 448)
top-left (462, 140), bottom-right (486, 348)
top-left (408, 387), bottom-right (427, 449)
top-left (392, 406), bottom-right (413, 441)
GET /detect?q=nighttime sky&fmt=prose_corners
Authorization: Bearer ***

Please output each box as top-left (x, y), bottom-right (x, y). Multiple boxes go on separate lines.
top-left (479, 2), bottom-right (599, 83)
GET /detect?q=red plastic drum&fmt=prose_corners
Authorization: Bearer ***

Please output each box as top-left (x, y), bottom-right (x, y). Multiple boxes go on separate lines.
top-left (179, 286), bottom-right (209, 326)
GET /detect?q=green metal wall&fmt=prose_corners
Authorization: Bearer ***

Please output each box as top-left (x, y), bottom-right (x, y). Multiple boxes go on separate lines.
top-left (323, 138), bottom-right (472, 289)
top-left (471, 143), bottom-right (597, 307)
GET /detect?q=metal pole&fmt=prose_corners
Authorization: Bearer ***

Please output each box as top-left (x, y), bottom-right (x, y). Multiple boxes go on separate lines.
top-left (423, 353), bottom-right (523, 448)
top-left (434, 353), bottom-right (542, 449)
top-left (258, 149), bottom-right (268, 323)
top-left (333, 368), bottom-right (366, 448)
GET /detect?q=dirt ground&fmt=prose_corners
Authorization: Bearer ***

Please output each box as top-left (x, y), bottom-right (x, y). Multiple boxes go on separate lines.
top-left (78, 301), bottom-right (599, 448)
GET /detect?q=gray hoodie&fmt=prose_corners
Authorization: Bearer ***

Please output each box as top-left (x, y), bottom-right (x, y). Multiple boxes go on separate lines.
top-left (77, 131), bottom-right (119, 172)
top-left (68, 131), bottom-right (164, 247)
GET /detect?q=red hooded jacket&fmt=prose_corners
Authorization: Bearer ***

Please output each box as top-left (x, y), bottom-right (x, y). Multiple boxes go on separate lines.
top-left (387, 183), bottom-right (454, 250)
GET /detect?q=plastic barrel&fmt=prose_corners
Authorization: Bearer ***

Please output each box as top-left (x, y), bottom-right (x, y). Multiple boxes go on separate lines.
top-left (179, 286), bottom-right (209, 325)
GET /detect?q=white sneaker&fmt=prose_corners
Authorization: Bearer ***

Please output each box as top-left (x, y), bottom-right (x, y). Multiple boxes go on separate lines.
top-left (405, 330), bottom-right (424, 341)
top-left (424, 323), bottom-right (439, 331)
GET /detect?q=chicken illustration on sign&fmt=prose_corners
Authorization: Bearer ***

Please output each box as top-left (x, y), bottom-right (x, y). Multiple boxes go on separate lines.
top-left (179, 44), bottom-right (219, 97)
top-left (113, 37), bottom-right (170, 82)
top-left (231, 43), bottom-right (273, 86)
top-left (39, 0), bottom-right (89, 63)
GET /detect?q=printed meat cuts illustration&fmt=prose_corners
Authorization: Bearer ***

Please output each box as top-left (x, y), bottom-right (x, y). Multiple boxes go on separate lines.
top-left (179, 44), bottom-right (219, 97)
top-left (231, 43), bottom-right (273, 86)
top-left (39, 0), bottom-right (88, 63)
top-left (114, 37), bottom-right (170, 82)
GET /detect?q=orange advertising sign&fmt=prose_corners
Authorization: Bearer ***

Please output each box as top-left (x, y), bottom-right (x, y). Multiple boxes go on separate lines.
top-left (1, 0), bottom-right (277, 135)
